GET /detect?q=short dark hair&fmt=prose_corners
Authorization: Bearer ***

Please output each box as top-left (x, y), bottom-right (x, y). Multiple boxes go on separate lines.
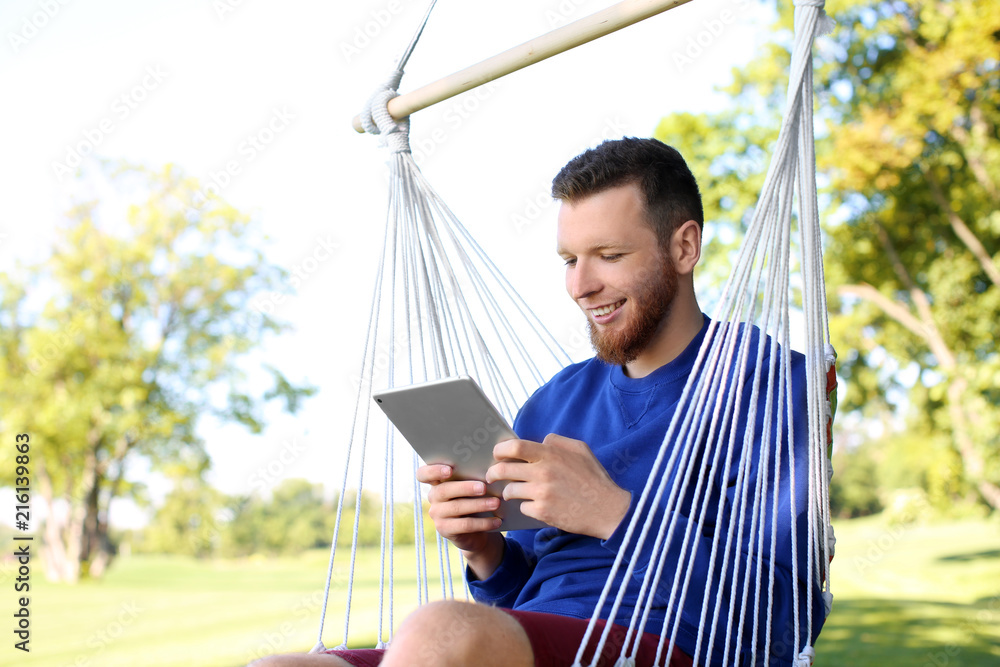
top-left (551, 137), bottom-right (704, 247)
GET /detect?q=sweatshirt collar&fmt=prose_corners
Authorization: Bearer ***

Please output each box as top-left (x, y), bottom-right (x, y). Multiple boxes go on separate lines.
top-left (608, 314), bottom-right (711, 391)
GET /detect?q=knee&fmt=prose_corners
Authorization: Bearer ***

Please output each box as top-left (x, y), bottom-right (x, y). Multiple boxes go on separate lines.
top-left (395, 599), bottom-right (480, 642)
top-left (385, 600), bottom-right (532, 667)
top-left (388, 600), bottom-right (484, 663)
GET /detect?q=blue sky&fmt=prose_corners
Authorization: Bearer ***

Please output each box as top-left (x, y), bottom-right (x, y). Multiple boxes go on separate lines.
top-left (0, 0), bottom-right (773, 526)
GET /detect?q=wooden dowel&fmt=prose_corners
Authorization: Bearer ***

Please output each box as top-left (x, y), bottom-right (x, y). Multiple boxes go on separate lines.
top-left (352, 0), bottom-right (695, 133)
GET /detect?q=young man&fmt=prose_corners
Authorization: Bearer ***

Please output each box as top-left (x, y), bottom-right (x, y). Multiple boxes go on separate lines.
top-left (253, 138), bottom-right (824, 667)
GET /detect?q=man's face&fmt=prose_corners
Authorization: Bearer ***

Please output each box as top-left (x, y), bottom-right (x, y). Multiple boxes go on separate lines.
top-left (556, 183), bottom-right (677, 366)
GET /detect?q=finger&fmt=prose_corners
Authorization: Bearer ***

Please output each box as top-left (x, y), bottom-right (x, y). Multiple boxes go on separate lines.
top-left (427, 479), bottom-right (489, 504)
top-left (486, 460), bottom-right (531, 484)
top-left (514, 499), bottom-right (539, 521)
top-left (493, 438), bottom-right (539, 463)
top-left (501, 481), bottom-right (528, 501)
top-left (429, 495), bottom-right (501, 521)
top-left (542, 432), bottom-right (579, 447)
top-left (437, 515), bottom-right (503, 535)
top-left (416, 464), bottom-right (453, 484)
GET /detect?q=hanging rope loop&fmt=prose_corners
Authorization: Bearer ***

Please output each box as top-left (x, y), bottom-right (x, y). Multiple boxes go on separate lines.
top-left (360, 69), bottom-right (411, 154)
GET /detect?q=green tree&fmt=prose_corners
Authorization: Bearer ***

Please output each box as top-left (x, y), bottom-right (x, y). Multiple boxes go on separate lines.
top-left (141, 474), bottom-right (232, 558)
top-left (239, 478), bottom-right (333, 556)
top-left (0, 162), bottom-right (314, 581)
top-left (655, 0), bottom-right (999, 511)
top-left (829, 442), bottom-right (883, 519)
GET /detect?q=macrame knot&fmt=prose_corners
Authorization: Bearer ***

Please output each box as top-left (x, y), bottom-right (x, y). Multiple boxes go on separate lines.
top-left (307, 640), bottom-right (327, 654)
top-left (375, 639), bottom-right (390, 650)
top-left (823, 590), bottom-right (835, 616)
top-left (614, 656), bottom-right (637, 667)
top-left (360, 69), bottom-right (411, 154)
top-left (793, 0), bottom-right (836, 37)
top-left (796, 645), bottom-right (816, 666)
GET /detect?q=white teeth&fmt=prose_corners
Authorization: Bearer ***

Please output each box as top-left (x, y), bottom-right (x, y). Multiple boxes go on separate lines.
top-left (591, 300), bottom-right (624, 317)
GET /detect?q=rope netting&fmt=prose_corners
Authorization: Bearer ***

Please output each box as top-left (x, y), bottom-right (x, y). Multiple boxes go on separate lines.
top-left (312, 1), bottom-right (837, 664)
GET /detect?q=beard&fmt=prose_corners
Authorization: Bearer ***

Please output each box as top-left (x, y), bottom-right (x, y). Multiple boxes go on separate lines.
top-left (589, 251), bottom-right (678, 367)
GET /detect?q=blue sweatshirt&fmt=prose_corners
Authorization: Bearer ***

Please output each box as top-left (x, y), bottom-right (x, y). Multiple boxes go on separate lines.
top-left (467, 316), bottom-right (827, 666)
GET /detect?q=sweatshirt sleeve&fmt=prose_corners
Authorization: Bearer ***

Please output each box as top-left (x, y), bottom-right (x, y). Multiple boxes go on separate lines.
top-left (466, 531), bottom-right (538, 608)
top-left (597, 349), bottom-right (826, 666)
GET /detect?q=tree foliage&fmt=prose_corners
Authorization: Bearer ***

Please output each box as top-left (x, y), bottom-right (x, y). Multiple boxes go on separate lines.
top-left (139, 479), bottom-right (430, 558)
top-left (0, 162), bottom-right (315, 581)
top-left (655, 0), bottom-right (999, 511)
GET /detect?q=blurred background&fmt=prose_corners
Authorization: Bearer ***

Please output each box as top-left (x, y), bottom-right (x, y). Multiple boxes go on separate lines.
top-left (0, 0), bottom-right (997, 665)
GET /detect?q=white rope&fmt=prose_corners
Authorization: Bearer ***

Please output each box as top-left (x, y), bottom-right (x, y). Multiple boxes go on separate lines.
top-left (315, 0), bottom-right (836, 661)
top-left (309, 187), bottom-right (395, 653)
top-left (313, 22), bottom-right (571, 654)
top-left (574, 2), bottom-right (835, 665)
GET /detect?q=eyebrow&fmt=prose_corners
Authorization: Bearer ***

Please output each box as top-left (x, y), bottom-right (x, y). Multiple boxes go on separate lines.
top-left (557, 241), bottom-right (629, 256)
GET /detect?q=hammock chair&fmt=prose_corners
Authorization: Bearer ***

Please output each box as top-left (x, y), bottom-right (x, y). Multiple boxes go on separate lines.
top-left (311, 1), bottom-right (837, 665)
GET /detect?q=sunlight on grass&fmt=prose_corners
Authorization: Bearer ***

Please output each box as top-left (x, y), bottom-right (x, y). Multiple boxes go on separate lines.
top-left (816, 515), bottom-right (1000, 666)
top-left (6, 516), bottom-right (999, 666)
top-left (16, 544), bottom-right (464, 667)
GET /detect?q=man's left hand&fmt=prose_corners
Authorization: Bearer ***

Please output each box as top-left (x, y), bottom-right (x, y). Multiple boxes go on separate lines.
top-left (486, 433), bottom-right (630, 540)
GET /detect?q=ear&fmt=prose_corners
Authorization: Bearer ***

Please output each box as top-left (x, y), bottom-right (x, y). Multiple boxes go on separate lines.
top-left (670, 220), bottom-right (701, 275)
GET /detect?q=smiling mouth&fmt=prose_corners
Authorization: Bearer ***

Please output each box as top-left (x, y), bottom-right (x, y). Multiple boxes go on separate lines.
top-left (590, 299), bottom-right (625, 318)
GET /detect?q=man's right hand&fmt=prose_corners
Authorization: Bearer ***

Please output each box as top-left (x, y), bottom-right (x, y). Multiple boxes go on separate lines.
top-left (416, 463), bottom-right (505, 580)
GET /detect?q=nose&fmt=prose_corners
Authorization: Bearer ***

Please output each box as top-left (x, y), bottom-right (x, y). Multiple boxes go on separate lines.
top-left (567, 258), bottom-right (600, 301)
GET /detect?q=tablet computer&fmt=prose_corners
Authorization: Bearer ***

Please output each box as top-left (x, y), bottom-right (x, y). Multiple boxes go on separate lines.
top-left (373, 376), bottom-right (546, 532)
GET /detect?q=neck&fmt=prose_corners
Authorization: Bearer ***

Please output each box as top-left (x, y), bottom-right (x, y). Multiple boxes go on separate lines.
top-left (624, 291), bottom-right (703, 379)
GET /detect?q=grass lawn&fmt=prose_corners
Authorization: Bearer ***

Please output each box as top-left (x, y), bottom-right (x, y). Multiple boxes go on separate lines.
top-left (3, 516), bottom-right (998, 666)
top-left (814, 515), bottom-right (1000, 665)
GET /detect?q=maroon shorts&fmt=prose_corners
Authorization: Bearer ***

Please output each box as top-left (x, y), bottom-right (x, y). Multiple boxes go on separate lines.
top-left (323, 608), bottom-right (693, 667)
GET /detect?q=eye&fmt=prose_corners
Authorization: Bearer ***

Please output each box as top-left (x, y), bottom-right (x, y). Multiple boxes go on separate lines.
top-left (601, 254), bottom-right (623, 262)
top-left (562, 257), bottom-right (577, 267)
